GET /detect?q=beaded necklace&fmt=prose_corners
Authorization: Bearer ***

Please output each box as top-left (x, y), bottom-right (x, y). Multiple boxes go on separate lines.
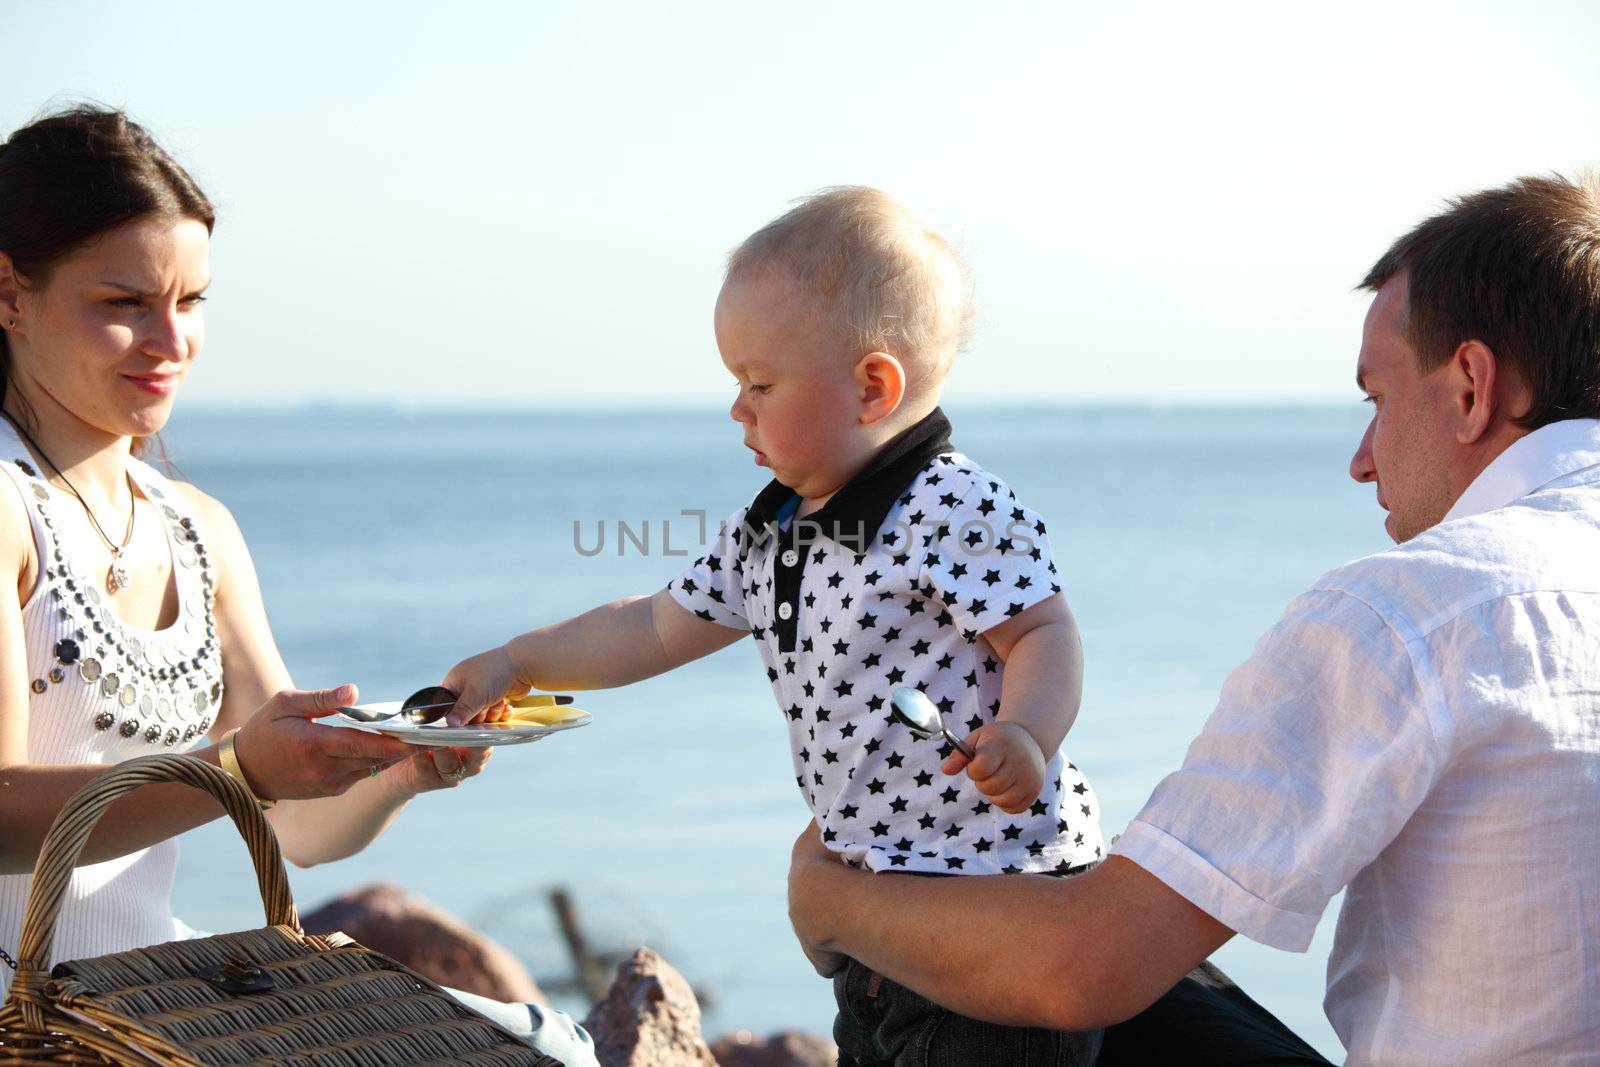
top-left (0, 412), bottom-right (137, 595)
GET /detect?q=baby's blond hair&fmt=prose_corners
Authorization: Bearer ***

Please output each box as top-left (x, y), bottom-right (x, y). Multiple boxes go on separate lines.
top-left (726, 187), bottom-right (973, 395)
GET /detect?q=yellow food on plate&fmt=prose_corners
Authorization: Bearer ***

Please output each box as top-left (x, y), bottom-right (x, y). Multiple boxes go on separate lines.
top-left (506, 695), bottom-right (587, 725)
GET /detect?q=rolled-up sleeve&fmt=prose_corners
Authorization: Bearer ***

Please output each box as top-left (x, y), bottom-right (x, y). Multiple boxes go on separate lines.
top-left (1113, 589), bottom-right (1446, 952)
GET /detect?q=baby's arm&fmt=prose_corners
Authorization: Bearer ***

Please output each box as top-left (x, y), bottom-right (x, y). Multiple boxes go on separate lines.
top-left (443, 591), bottom-right (744, 725)
top-left (942, 592), bottom-right (1083, 813)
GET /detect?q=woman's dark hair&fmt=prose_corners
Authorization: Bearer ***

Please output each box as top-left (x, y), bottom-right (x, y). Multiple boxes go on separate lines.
top-left (0, 105), bottom-right (215, 449)
top-left (1361, 172), bottom-right (1600, 430)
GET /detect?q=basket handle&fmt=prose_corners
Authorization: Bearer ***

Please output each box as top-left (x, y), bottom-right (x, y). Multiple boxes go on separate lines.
top-left (14, 753), bottom-right (299, 978)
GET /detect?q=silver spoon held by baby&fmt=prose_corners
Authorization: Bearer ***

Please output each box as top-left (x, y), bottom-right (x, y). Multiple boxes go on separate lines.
top-left (335, 685), bottom-right (573, 726)
top-left (890, 687), bottom-right (975, 760)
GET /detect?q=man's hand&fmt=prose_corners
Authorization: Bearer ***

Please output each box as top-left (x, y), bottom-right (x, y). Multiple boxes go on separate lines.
top-left (788, 822), bottom-right (850, 977)
top-left (941, 721), bottom-right (1046, 813)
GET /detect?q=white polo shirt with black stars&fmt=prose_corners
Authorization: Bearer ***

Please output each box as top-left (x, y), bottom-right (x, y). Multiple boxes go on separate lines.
top-left (669, 409), bottom-right (1104, 876)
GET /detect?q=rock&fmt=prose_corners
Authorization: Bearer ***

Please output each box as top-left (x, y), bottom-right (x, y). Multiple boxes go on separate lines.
top-left (301, 882), bottom-right (544, 1003)
top-left (711, 1030), bottom-right (837, 1067)
top-left (584, 948), bottom-right (719, 1067)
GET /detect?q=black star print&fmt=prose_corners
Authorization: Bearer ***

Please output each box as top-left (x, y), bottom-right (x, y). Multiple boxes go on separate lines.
top-left (882, 626), bottom-right (901, 642)
top-left (862, 652), bottom-right (882, 669)
top-left (889, 854), bottom-right (908, 867)
top-left (914, 770), bottom-right (934, 788)
top-left (905, 600), bottom-right (925, 616)
top-left (1002, 824), bottom-right (1022, 840)
top-left (786, 704), bottom-right (803, 721)
top-left (910, 638), bottom-right (931, 656)
top-left (1073, 782), bottom-right (1088, 795)
top-left (984, 656), bottom-right (999, 673)
top-left (681, 578), bottom-right (698, 594)
top-left (936, 696), bottom-right (956, 715)
top-left (832, 639), bottom-right (850, 656)
top-left (945, 857), bottom-right (966, 870)
top-left (896, 837), bottom-right (914, 851)
top-left (813, 548), bottom-right (827, 564)
top-left (840, 594), bottom-right (853, 610)
top-left (996, 538), bottom-right (1014, 554)
top-left (972, 800), bottom-right (991, 815)
top-left (1001, 864), bottom-right (1021, 874)
top-left (1005, 603), bottom-right (1024, 617)
top-left (813, 773), bottom-right (822, 785)
top-left (963, 671), bottom-right (978, 688)
top-left (870, 821), bottom-right (890, 837)
top-left (819, 619), bottom-right (833, 634)
top-left (804, 592), bottom-right (816, 607)
top-left (859, 612), bottom-right (877, 629)
top-left (982, 569), bottom-right (1001, 586)
top-left (833, 680), bottom-right (853, 698)
top-left (822, 750), bottom-right (838, 764)
top-left (973, 838), bottom-right (993, 853)
top-left (918, 813), bottom-right (936, 830)
top-left (939, 492), bottom-right (958, 508)
top-left (815, 707), bottom-right (832, 722)
top-left (943, 824), bottom-right (962, 839)
top-left (965, 715), bottom-right (983, 732)
top-left (802, 681), bottom-right (815, 697)
top-left (949, 561), bottom-right (967, 579)
top-left (767, 667), bottom-right (778, 681)
top-left (839, 804), bottom-right (858, 819)
top-left (1015, 575), bottom-right (1032, 590)
top-left (840, 722), bottom-right (857, 738)
top-left (863, 570), bottom-right (882, 586)
top-left (892, 552), bottom-right (910, 566)
top-left (826, 573), bottom-right (844, 588)
top-left (865, 694), bottom-right (885, 712)
top-left (1029, 800), bottom-right (1049, 817)
top-left (1081, 804), bottom-right (1092, 817)
top-left (864, 738), bottom-right (881, 755)
top-left (936, 653), bottom-right (954, 670)
top-left (968, 597), bottom-right (988, 615)
top-left (785, 658), bottom-right (796, 674)
top-left (823, 827), bottom-right (836, 842)
top-left (940, 786), bottom-right (960, 804)
top-left (705, 555), bottom-right (722, 572)
top-left (801, 638), bottom-right (814, 652)
top-left (886, 666), bottom-right (906, 684)
top-left (889, 796), bottom-right (908, 813)
top-left (866, 778), bottom-right (886, 795)
top-left (695, 609), bottom-right (714, 621)
top-left (885, 752), bottom-right (904, 769)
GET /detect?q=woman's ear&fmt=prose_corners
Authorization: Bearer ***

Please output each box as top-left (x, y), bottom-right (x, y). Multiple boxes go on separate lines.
top-left (856, 351), bottom-right (906, 425)
top-left (0, 252), bottom-right (25, 328)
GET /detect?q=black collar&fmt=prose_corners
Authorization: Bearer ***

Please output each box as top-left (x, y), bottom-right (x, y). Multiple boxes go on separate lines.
top-left (743, 408), bottom-right (954, 551)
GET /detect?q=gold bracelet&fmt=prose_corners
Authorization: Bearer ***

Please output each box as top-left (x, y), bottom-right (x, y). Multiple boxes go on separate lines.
top-left (218, 728), bottom-right (275, 810)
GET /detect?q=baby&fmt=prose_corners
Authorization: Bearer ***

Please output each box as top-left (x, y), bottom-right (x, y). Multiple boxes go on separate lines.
top-left (445, 187), bottom-right (1105, 1065)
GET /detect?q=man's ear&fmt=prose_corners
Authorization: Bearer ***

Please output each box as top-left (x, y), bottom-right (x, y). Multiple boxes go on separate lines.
top-left (1452, 340), bottom-right (1529, 445)
top-left (856, 351), bottom-right (906, 425)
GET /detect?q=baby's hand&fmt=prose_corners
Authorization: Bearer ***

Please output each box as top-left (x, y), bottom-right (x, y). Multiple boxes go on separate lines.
top-left (440, 645), bottom-right (527, 727)
top-left (941, 721), bottom-right (1046, 814)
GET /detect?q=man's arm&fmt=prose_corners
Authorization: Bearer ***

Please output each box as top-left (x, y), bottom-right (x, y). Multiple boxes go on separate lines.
top-left (787, 823), bottom-right (1233, 1031)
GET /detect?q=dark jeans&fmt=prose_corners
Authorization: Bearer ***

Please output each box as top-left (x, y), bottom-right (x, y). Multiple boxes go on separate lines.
top-left (1096, 960), bottom-right (1332, 1066)
top-left (833, 957), bottom-right (1103, 1067)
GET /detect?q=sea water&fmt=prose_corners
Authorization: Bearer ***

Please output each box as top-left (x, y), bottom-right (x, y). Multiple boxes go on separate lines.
top-left (166, 404), bottom-right (1381, 1060)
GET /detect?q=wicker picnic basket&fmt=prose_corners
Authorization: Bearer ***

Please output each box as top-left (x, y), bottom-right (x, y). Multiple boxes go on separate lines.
top-left (0, 753), bottom-right (560, 1066)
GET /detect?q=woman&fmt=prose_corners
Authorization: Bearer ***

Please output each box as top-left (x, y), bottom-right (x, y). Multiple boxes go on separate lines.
top-left (0, 105), bottom-right (595, 1065)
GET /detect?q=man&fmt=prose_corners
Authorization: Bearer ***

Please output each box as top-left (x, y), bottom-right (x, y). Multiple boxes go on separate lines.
top-left (786, 172), bottom-right (1600, 1065)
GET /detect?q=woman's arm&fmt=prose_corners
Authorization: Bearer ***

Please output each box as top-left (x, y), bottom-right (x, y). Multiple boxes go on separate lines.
top-left (183, 484), bottom-right (477, 869)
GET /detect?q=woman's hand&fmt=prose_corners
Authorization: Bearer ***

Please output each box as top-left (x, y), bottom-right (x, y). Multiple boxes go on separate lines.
top-left (788, 821), bottom-right (851, 977)
top-left (230, 684), bottom-right (414, 801)
top-left (441, 644), bottom-right (527, 726)
top-left (386, 744), bottom-right (493, 795)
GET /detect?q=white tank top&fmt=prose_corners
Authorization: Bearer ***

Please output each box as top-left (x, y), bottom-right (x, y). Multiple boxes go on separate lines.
top-left (0, 421), bottom-right (224, 988)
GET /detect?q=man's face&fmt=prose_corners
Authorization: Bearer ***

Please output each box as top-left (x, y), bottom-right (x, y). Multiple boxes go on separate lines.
top-left (1349, 274), bottom-right (1460, 543)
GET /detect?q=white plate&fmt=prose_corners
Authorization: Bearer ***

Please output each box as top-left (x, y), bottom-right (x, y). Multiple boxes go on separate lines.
top-left (317, 704), bottom-right (592, 748)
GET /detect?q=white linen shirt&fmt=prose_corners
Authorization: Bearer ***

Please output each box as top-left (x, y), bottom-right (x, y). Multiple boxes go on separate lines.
top-left (1113, 418), bottom-right (1600, 1065)
top-left (669, 410), bottom-right (1104, 876)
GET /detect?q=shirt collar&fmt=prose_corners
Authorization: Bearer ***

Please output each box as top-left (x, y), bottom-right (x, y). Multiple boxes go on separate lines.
top-left (1443, 418), bottom-right (1600, 523)
top-left (744, 407), bottom-right (954, 548)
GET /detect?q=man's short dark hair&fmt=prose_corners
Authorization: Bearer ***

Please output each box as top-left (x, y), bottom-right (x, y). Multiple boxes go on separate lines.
top-left (1361, 172), bottom-right (1600, 429)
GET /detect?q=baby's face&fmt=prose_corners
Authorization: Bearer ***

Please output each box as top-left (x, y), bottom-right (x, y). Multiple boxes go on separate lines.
top-left (715, 275), bottom-right (870, 500)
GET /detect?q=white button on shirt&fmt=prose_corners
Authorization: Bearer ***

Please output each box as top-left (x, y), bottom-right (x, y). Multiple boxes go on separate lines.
top-left (1114, 418), bottom-right (1600, 1065)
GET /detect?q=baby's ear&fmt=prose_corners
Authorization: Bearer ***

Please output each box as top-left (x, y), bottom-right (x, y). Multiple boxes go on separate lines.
top-left (856, 351), bottom-right (906, 424)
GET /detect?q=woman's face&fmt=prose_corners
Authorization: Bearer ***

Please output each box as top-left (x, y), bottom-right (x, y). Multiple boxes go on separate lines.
top-left (9, 215), bottom-right (210, 440)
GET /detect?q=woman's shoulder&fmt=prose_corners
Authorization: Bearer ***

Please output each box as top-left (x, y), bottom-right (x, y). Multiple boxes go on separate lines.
top-left (166, 479), bottom-right (242, 544)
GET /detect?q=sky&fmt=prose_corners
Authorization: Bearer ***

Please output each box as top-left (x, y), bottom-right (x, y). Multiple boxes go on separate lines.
top-left (9, 0), bottom-right (1600, 409)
